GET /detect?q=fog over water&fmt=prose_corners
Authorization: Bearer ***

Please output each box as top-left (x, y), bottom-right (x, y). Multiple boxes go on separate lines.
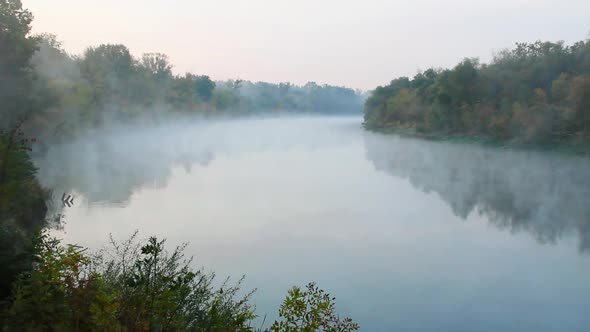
top-left (34, 116), bottom-right (590, 331)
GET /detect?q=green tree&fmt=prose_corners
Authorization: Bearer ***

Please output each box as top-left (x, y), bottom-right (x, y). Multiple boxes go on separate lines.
top-left (0, 0), bottom-right (39, 127)
top-left (4, 233), bottom-right (118, 331)
top-left (97, 234), bottom-right (255, 331)
top-left (167, 73), bottom-right (215, 110)
top-left (271, 282), bottom-right (359, 332)
top-left (140, 53), bottom-right (172, 81)
top-left (364, 37), bottom-right (590, 144)
top-left (4, 234), bottom-right (257, 331)
top-left (194, 75), bottom-right (215, 102)
top-left (0, 122), bottom-right (49, 303)
top-left (79, 44), bottom-right (137, 106)
top-left (566, 75), bottom-right (590, 132)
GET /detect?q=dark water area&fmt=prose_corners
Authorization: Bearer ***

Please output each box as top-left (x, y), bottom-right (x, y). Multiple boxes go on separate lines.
top-left (35, 116), bottom-right (590, 331)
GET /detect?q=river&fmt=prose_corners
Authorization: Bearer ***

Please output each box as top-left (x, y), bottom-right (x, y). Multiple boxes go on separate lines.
top-left (35, 116), bottom-right (590, 331)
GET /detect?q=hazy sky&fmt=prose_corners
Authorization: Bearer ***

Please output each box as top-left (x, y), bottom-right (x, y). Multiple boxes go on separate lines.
top-left (23, 0), bottom-right (590, 90)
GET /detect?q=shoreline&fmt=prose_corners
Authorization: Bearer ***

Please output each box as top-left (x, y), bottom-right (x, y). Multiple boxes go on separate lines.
top-left (363, 123), bottom-right (590, 156)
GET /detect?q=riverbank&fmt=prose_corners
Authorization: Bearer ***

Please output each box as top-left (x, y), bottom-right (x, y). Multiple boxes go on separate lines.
top-left (363, 123), bottom-right (590, 156)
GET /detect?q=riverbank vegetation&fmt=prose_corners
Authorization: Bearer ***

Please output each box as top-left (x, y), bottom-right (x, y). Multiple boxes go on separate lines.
top-left (364, 36), bottom-right (590, 146)
top-left (30, 36), bottom-right (364, 141)
top-left (0, 121), bottom-right (49, 302)
top-left (0, 131), bottom-right (359, 330)
top-left (1, 1), bottom-right (359, 330)
top-left (4, 233), bottom-right (255, 331)
top-left (2, 1), bottom-right (364, 143)
top-left (1, 231), bottom-right (359, 331)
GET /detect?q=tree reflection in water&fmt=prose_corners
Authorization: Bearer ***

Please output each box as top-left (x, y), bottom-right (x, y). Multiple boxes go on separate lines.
top-left (363, 132), bottom-right (590, 252)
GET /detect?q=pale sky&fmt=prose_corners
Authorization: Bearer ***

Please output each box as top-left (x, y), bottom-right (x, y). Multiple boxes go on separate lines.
top-left (23, 0), bottom-right (590, 90)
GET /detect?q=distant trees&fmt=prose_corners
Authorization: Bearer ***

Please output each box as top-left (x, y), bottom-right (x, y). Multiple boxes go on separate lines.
top-left (79, 44), bottom-right (137, 106)
top-left (193, 75), bottom-right (216, 102)
top-left (141, 53), bottom-right (173, 80)
top-left (364, 38), bottom-right (590, 144)
top-left (1, 0), bottom-right (365, 143)
top-left (235, 80), bottom-right (364, 115)
top-left (14, 33), bottom-right (365, 141)
top-left (167, 73), bottom-right (215, 109)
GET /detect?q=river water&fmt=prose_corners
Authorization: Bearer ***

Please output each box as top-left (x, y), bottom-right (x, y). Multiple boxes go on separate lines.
top-left (35, 116), bottom-right (590, 331)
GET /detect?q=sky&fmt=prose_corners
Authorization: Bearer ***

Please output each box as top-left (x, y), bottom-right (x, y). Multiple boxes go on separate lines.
top-left (23, 0), bottom-right (590, 90)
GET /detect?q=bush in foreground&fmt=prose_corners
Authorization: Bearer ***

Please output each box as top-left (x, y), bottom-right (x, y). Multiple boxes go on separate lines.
top-left (271, 282), bottom-right (359, 332)
top-left (4, 233), bottom-right (255, 331)
top-left (2, 233), bottom-right (359, 331)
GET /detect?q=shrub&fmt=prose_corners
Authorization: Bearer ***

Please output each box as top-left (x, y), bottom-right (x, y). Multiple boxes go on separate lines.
top-left (270, 282), bottom-right (359, 332)
top-left (3, 233), bottom-right (256, 331)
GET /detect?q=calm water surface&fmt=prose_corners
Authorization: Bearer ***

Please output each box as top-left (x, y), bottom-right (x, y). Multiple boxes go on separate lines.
top-left (36, 116), bottom-right (590, 331)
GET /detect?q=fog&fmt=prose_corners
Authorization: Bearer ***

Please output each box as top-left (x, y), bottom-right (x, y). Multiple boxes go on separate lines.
top-left (33, 116), bottom-right (590, 331)
top-left (20, 36), bottom-right (364, 142)
top-left (364, 132), bottom-right (590, 251)
top-left (4, 0), bottom-right (590, 329)
top-left (34, 116), bottom-right (359, 205)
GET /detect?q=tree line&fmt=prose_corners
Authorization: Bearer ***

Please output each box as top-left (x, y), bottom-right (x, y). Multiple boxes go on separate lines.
top-left (33, 37), bottom-right (364, 131)
top-left (364, 37), bottom-right (590, 144)
top-left (3, 3), bottom-right (364, 141)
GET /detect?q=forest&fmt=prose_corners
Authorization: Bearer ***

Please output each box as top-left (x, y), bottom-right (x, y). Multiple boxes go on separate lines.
top-left (3, 11), bottom-right (364, 142)
top-left (17, 35), bottom-right (364, 141)
top-left (364, 37), bottom-right (590, 145)
top-left (0, 1), bottom-right (360, 330)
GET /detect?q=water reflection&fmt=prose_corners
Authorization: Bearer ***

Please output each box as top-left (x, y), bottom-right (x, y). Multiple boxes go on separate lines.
top-left (32, 117), bottom-right (590, 331)
top-left (363, 132), bottom-right (590, 251)
top-left (35, 125), bottom-right (215, 205)
top-left (34, 117), bottom-right (359, 206)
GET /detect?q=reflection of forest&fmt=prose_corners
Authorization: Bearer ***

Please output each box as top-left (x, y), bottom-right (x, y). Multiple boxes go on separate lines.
top-left (33, 126), bottom-right (215, 206)
top-left (33, 118), bottom-right (358, 208)
top-left (363, 132), bottom-right (590, 252)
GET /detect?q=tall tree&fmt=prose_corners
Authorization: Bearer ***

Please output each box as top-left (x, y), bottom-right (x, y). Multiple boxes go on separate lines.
top-left (79, 44), bottom-right (136, 105)
top-left (140, 53), bottom-right (172, 82)
top-left (0, 0), bottom-right (39, 127)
